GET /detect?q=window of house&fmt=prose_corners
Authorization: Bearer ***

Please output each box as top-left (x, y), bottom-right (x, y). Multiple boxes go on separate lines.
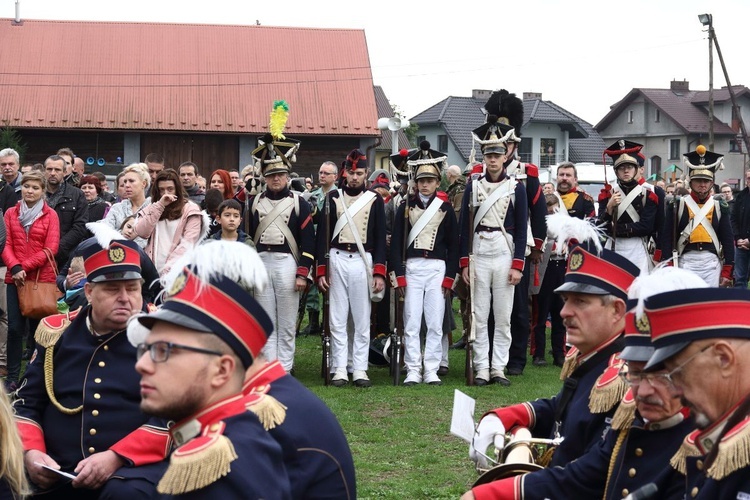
top-left (730, 139), bottom-right (742, 153)
top-left (655, 110), bottom-right (660, 123)
top-left (669, 139), bottom-right (680, 160)
top-left (540, 138), bottom-right (557, 168)
top-left (417, 135), bottom-right (426, 145)
top-left (651, 156), bottom-right (661, 176)
top-left (518, 137), bottom-right (532, 163)
top-left (438, 135), bottom-right (448, 152)
top-left (628, 110), bottom-right (634, 124)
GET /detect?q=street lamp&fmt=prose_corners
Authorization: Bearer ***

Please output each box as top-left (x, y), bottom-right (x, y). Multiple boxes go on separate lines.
top-left (699, 13), bottom-right (714, 150)
top-left (377, 116), bottom-right (410, 155)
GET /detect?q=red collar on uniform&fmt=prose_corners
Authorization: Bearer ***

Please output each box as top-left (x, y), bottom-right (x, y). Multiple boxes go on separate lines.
top-left (242, 360), bottom-right (286, 395)
top-left (169, 393), bottom-right (250, 447)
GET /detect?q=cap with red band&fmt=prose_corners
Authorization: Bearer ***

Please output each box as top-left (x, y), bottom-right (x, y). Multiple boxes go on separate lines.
top-left (644, 287), bottom-right (750, 370)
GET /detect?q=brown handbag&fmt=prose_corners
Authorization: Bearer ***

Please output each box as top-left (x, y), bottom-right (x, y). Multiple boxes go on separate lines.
top-left (18, 248), bottom-right (63, 320)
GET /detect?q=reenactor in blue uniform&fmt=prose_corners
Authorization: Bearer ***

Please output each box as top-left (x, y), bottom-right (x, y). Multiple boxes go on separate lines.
top-left (243, 359), bottom-right (356, 499)
top-left (16, 231), bottom-right (171, 498)
top-left (316, 149), bottom-right (387, 387)
top-left (479, 90), bottom-right (548, 377)
top-left (390, 142), bottom-right (459, 386)
top-left (247, 101), bottom-right (315, 372)
top-left (469, 216), bottom-right (638, 470)
top-left (660, 146), bottom-right (734, 286)
top-left (599, 140), bottom-right (660, 271)
top-left (465, 266), bottom-right (704, 500)
top-left (644, 287), bottom-right (750, 499)
top-left (530, 163), bottom-right (596, 367)
top-left (129, 240), bottom-right (291, 499)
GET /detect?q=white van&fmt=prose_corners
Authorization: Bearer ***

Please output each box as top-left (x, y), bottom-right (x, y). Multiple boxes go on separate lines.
top-left (539, 162), bottom-right (616, 203)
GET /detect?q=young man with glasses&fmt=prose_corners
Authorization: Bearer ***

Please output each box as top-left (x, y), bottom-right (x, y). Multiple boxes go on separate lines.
top-left (644, 287), bottom-right (750, 499)
top-left (130, 241), bottom-right (291, 498)
top-left (15, 232), bottom-right (171, 498)
top-left (465, 266), bottom-right (700, 499)
top-left (599, 140), bottom-right (659, 271)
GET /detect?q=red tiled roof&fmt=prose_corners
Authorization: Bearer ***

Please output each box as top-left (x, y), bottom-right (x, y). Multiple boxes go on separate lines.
top-left (0, 19), bottom-right (379, 136)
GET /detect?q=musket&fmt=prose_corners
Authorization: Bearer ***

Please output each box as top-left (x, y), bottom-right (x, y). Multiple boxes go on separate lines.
top-left (611, 205), bottom-right (618, 252)
top-left (672, 194), bottom-right (680, 268)
top-left (320, 189), bottom-right (332, 385)
top-left (390, 183), bottom-right (409, 386)
top-left (296, 284), bottom-right (311, 335)
top-left (465, 186), bottom-right (476, 387)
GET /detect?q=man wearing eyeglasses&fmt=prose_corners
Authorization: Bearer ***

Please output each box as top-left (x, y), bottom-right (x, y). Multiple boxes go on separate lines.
top-left (643, 287), bottom-right (750, 499)
top-left (130, 240), bottom-right (291, 498)
top-left (465, 267), bottom-right (701, 500)
top-left (14, 233), bottom-right (171, 498)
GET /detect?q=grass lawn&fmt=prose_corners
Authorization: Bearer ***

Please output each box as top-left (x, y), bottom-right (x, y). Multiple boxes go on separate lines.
top-left (292, 330), bottom-right (562, 499)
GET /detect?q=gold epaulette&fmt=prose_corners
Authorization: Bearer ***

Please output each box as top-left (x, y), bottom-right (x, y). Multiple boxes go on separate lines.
top-left (246, 385), bottom-right (287, 431)
top-left (34, 307), bottom-right (81, 348)
top-left (610, 388), bottom-right (636, 431)
top-left (706, 416), bottom-right (750, 480)
top-left (589, 354), bottom-right (627, 414)
top-left (559, 347), bottom-right (579, 380)
top-left (157, 420), bottom-right (238, 495)
top-left (670, 431), bottom-right (701, 474)
top-left (36, 307), bottom-right (83, 415)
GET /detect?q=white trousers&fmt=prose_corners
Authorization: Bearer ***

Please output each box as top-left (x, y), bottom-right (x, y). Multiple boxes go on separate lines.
top-left (680, 251), bottom-right (721, 287)
top-left (403, 258), bottom-right (446, 381)
top-left (471, 231), bottom-right (515, 376)
top-left (256, 252), bottom-right (300, 372)
top-left (329, 249), bottom-right (372, 372)
top-left (606, 236), bottom-right (652, 272)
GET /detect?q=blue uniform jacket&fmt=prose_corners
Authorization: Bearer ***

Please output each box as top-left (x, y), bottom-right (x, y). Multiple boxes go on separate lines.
top-left (159, 408), bottom-right (290, 500)
top-left (244, 361), bottom-right (356, 499)
top-left (519, 410), bottom-right (691, 500)
top-left (15, 306), bottom-right (170, 482)
top-left (527, 339), bottom-right (624, 467)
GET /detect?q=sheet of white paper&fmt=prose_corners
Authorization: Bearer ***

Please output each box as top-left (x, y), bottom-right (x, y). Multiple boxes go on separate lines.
top-left (34, 462), bottom-right (77, 480)
top-left (450, 389), bottom-right (476, 443)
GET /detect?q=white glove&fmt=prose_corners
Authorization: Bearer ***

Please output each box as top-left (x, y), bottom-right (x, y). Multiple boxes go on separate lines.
top-left (469, 413), bottom-right (505, 469)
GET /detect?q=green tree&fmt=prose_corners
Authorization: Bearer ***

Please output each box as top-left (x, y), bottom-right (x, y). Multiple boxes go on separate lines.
top-left (0, 126), bottom-right (27, 163)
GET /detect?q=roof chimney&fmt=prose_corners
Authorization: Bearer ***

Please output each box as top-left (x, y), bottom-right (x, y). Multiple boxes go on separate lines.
top-left (13, 0), bottom-right (22, 25)
top-left (670, 80), bottom-right (689, 92)
top-left (472, 89), bottom-right (492, 101)
top-left (523, 92), bottom-right (542, 100)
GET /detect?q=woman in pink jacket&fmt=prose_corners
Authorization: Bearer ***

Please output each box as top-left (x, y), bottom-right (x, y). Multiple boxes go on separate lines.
top-left (2, 171), bottom-right (60, 391)
top-left (134, 169), bottom-right (207, 276)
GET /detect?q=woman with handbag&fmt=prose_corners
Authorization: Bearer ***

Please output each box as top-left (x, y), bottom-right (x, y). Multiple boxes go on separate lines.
top-left (2, 171), bottom-right (60, 391)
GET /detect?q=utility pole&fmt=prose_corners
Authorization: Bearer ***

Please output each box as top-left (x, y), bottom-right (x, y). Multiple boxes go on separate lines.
top-left (699, 14), bottom-right (714, 150)
top-left (712, 28), bottom-right (750, 156)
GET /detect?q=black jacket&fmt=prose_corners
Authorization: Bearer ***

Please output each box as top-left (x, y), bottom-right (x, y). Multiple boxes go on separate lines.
top-left (732, 188), bottom-right (750, 241)
top-left (46, 183), bottom-right (90, 267)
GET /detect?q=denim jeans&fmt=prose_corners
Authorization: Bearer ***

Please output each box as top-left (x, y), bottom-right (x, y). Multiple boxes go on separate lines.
top-left (734, 247), bottom-right (750, 289)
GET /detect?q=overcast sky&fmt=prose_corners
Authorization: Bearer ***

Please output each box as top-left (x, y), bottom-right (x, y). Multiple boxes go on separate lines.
top-left (9, 0), bottom-right (750, 126)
